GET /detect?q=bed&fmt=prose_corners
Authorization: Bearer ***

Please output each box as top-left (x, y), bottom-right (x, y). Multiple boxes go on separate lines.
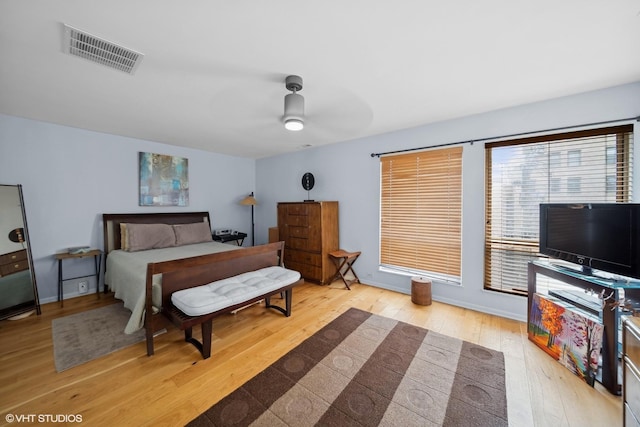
top-left (102, 212), bottom-right (241, 334)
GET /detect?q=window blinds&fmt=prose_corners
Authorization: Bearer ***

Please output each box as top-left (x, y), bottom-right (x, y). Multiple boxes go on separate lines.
top-left (485, 125), bottom-right (634, 295)
top-left (380, 146), bottom-right (462, 282)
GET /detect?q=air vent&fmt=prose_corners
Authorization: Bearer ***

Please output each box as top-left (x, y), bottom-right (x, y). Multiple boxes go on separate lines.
top-left (63, 24), bottom-right (143, 74)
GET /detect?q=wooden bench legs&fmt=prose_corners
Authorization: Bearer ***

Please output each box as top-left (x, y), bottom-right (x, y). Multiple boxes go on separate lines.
top-left (265, 288), bottom-right (292, 317)
top-left (146, 328), bottom-right (155, 356)
top-left (185, 319), bottom-right (213, 359)
top-left (179, 287), bottom-right (296, 359)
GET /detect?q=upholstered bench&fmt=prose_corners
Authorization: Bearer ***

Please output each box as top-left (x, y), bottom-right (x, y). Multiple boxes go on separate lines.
top-left (166, 265), bottom-right (302, 358)
top-left (172, 266), bottom-right (300, 316)
top-left (143, 242), bottom-right (303, 358)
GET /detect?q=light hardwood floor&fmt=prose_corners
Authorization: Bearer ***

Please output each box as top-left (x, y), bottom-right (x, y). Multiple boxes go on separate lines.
top-left (0, 281), bottom-right (622, 426)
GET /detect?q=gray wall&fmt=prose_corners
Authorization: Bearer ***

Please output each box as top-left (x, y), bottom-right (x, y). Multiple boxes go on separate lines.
top-left (255, 81), bottom-right (640, 321)
top-left (2, 81), bottom-right (638, 318)
top-left (0, 115), bottom-right (256, 303)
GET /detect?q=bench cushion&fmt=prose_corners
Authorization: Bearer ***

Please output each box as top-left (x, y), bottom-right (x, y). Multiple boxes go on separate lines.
top-left (171, 266), bottom-right (301, 316)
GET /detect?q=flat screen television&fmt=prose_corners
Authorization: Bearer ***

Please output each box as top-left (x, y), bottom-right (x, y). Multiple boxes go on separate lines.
top-left (539, 203), bottom-right (640, 279)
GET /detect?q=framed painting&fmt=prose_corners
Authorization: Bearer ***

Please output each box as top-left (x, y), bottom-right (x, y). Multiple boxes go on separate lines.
top-left (139, 152), bottom-right (189, 206)
top-left (528, 293), bottom-right (604, 386)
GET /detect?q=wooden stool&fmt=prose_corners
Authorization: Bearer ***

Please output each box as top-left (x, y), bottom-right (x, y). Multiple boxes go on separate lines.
top-left (411, 276), bottom-right (432, 306)
top-left (329, 250), bottom-right (361, 290)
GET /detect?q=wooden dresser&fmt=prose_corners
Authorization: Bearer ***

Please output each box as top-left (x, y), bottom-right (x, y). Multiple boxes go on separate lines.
top-left (0, 249), bottom-right (28, 277)
top-left (624, 317), bottom-right (640, 426)
top-left (277, 201), bottom-right (339, 284)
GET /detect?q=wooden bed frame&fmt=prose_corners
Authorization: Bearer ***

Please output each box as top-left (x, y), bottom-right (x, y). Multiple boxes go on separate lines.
top-left (103, 212), bottom-right (215, 352)
top-left (102, 212), bottom-right (301, 357)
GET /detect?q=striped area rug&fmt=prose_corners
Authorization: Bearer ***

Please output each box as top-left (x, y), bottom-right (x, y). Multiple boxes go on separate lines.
top-left (188, 307), bottom-right (508, 426)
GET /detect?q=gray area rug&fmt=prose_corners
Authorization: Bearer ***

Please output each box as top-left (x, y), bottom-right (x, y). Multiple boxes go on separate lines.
top-left (52, 302), bottom-right (145, 372)
top-left (188, 307), bottom-right (508, 426)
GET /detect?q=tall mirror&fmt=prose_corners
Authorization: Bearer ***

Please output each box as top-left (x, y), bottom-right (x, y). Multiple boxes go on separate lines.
top-left (0, 184), bottom-right (40, 320)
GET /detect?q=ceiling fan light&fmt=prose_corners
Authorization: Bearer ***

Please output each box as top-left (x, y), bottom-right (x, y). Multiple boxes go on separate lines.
top-left (283, 79), bottom-right (305, 131)
top-left (285, 118), bottom-right (304, 131)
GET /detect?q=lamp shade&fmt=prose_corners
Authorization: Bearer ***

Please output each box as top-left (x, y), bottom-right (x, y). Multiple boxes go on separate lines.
top-left (240, 193), bottom-right (257, 206)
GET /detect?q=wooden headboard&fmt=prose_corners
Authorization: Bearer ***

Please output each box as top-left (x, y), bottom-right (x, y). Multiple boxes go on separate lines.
top-left (102, 212), bottom-right (211, 256)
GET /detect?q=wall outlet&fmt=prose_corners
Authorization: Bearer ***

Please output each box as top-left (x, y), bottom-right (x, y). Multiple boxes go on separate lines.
top-left (78, 281), bottom-right (88, 294)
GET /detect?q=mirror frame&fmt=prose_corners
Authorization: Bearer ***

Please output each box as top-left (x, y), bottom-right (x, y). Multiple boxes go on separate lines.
top-left (0, 184), bottom-right (40, 320)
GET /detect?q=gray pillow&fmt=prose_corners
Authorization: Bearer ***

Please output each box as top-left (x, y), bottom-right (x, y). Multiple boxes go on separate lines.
top-left (124, 223), bottom-right (176, 252)
top-left (173, 222), bottom-right (213, 246)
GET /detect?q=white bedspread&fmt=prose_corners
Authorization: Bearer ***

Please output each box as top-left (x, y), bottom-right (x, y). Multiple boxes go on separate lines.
top-left (105, 241), bottom-right (240, 334)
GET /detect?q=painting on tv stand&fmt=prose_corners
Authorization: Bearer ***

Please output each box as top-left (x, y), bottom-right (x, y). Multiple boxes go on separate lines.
top-left (528, 293), bottom-right (604, 387)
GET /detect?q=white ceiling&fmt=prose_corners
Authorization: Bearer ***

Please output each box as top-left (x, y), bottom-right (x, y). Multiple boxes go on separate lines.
top-left (1, 1), bottom-right (639, 159)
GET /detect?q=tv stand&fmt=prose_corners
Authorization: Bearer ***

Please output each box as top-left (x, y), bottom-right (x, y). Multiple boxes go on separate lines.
top-left (528, 260), bottom-right (640, 395)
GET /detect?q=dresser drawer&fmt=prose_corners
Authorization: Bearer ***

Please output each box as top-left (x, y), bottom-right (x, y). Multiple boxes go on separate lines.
top-left (626, 320), bottom-right (640, 374)
top-left (285, 215), bottom-right (308, 227)
top-left (0, 259), bottom-right (29, 276)
top-left (0, 249), bottom-right (27, 264)
top-left (288, 237), bottom-right (311, 251)
top-left (284, 260), bottom-right (321, 282)
top-left (287, 204), bottom-right (308, 216)
top-left (288, 226), bottom-right (309, 239)
top-left (285, 250), bottom-right (321, 267)
top-left (626, 403), bottom-right (640, 427)
top-left (626, 358), bottom-right (640, 418)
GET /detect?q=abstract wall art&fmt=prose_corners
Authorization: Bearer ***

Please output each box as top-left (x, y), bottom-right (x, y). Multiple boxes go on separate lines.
top-left (139, 152), bottom-right (189, 206)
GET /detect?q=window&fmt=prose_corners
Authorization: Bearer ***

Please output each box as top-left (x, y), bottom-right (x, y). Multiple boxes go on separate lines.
top-left (380, 146), bottom-right (462, 283)
top-left (567, 177), bottom-right (581, 193)
top-left (567, 150), bottom-right (582, 167)
top-left (606, 146), bottom-right (616, 165)
top-left (485, 125), bottom-right (633, 295)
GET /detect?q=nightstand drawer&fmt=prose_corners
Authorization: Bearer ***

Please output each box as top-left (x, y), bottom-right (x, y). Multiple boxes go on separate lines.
top-left (0, 259), bottom-right (29, 275)
top-left (0, 249), bottom-right (27, 264)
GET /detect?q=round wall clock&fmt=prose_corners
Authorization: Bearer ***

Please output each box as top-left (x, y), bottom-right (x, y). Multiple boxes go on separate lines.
top-left (301, 172), bottom-right (315, 191)
top-left (302, 172), bottom-right (315, 201)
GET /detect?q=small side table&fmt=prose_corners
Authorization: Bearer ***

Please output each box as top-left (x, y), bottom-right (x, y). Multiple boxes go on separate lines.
top-left (411, 276), bottom-right (432, 306)
top-left (329, 249), bottom-right (361, 290)
top-left (212, 232), bottom-right (247, 246)
top-left (55, 249), bottom-right (102, 307)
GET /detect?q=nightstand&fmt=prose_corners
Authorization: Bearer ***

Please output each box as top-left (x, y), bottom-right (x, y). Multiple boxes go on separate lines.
top-left (212, 232), bottom-right (247, 246)
top-left (55, 249), bottom-right (102, 307)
